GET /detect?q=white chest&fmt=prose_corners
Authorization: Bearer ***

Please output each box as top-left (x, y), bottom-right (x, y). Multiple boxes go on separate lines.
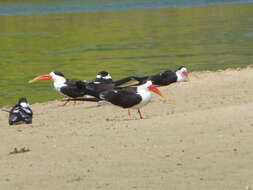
top-left (132, 90), bottom-right (152, 109)
top-left (53, 80), bottom-right (66, 92)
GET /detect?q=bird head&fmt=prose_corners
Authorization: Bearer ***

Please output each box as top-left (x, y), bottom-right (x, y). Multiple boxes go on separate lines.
top-left (141, 81), bottom-right (164, 97)
top-left (18, 97), bottom-right (30, 108)
top-left (176, 67), bottom-right (189, 81)
top-left (96, 71), bottom-right (112, 81)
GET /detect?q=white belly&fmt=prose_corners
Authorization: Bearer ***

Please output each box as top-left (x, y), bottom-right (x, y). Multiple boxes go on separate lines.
top-left (132, 91), bottom-right (152, 109)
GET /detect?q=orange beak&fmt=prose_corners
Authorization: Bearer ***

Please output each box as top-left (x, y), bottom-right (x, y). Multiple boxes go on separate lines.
top-left (148, 85), bottom-right (164, 97)
top-left (29, 74), bottom-right (52, 83)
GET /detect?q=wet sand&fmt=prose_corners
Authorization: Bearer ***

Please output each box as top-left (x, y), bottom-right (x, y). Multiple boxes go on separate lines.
top-left (0, 67), bottom-right (253, 190)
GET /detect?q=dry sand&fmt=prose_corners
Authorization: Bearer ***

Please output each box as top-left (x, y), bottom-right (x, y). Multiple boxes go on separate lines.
top-left (0, 67), bottom-right (253, 190)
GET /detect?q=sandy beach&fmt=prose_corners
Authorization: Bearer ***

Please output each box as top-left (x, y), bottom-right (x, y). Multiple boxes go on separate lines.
top-left (0, 67), bottom-right (253, 190)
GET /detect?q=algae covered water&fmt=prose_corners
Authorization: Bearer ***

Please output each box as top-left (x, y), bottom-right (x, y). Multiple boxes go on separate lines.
top-left (0, 1), bottom-right (253, 106)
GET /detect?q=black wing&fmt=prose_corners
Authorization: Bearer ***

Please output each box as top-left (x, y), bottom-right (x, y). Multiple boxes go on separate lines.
top-left (113, 76), bottom-right (134, 86)
top-left (21, 107), bottom-right (33, 116)
top-left (101, 88), bottom-right (141, 108)
top-left (94, 78), bottom-right (113, 83)
top-left (65, 79), bottom-right (83, 88)
top-left (9, 105), bottom-right (33, 125)
top-left (131, 76), bottom-right (149, 85)
top-left (60, 85), bottom-right (87, 98)
top-left (59, 79), bottom-right (90, 98)
top-left (85, 82), bottom-right (115, 93)
top-left (149, 70), bottom-right (177, 86)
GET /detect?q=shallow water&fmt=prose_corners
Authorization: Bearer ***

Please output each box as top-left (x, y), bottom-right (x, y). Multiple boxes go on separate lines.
top-left (0, 0), bottom-right (253, 15)
top-left (0, 2), bottom-right (253, 106)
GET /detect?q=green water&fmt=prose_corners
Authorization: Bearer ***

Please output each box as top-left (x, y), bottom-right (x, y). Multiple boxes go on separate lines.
top-left (0, 3), bottom-right (253, 106)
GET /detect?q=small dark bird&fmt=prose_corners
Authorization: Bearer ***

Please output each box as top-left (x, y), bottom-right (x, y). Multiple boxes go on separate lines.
top-left (131, 67), bottom-right (189, 86)
top-left (8, 97), bottom-right (33, 125)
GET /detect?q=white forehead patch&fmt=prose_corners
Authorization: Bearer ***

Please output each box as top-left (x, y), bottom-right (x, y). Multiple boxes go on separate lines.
top-left (96, 74), bottom-right (112, 80)
top-left (50, 72), bottom-right (55, 77)
top-left (102, 74), bottom-right (112, 80)
top-left (180, 67), bottom-right (188, 73)
top-left (20, 102), bottom-right (29, 108)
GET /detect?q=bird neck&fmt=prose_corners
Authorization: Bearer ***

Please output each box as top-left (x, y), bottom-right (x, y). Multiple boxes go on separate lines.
top-left (176, 71), bottom-right (185, 82)
top-left (53, 77), bottom-right (67, 91)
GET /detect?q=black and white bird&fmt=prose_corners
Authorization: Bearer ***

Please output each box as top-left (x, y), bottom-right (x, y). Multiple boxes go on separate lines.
top-left (93, 71), bottom-right (113, 83)
top-left (84, 71), bottom-right (133, 93)
top-left (29, 71), bottom-right (133, 105)
top-left (8, 97), bottom-right (33, 125)
top-left (71, 80), bottom-right (164, 119)
top-left (131, 67), bottom-right (189, 86)
top-left (29, 72), bottom-right (87, 105)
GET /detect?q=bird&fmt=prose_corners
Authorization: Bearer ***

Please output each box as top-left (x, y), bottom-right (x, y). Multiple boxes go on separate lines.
top-left (29, 71), bottom-right (133, 106)
top-left (70, 80), bottom-right (164, 119)
top-left (8, 97), bottom-right (33, 125)
top-left (131, 67), bottom-right (189, 86)
top-left (93, 71), bottom-right (113, 83)
top-left (29, 71), bottom-right (87, 106)
top-left (84, 71), bottom-right (133, 93)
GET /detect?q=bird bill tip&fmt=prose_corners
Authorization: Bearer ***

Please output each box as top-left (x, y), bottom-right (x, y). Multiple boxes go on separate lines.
top-left (148, 85), bottom-right (165, 98)
top-left (157, 91), bottom-right (165, 98)
top-left (28, 78), bottom-right (37, 83)
top-left (28, 74), bottom-right (52, 83)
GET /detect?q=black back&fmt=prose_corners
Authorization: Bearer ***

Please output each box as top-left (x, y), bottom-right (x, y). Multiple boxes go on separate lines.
top-left (61, 79), bottom-right (88, 98)
top-left (60, 72), bottom-right (135, 99)
top-left (9, 101), bottom-right (33, 125)
top-left (85, 76), bottom-right (133, 93)
top-left (100, 87), bottom-right (141, 108)
top-left (149, 70), bottom-right (177, 86)
top-left (132, 70), bottom-right (177, 86)
top-left (86, 82), bottom-right (115, 93)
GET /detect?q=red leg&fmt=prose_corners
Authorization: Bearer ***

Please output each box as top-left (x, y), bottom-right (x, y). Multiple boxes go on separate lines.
top-left (128, 109), bottom-right (135, 120)
top-left (137, 109), bottom-right (144, 119)
top-left (59, 100), bottom-right (69, 107)
top-left (59, 98), bottom-right (70, 106)
top-left (128, 109), bottom-right (131, 117)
